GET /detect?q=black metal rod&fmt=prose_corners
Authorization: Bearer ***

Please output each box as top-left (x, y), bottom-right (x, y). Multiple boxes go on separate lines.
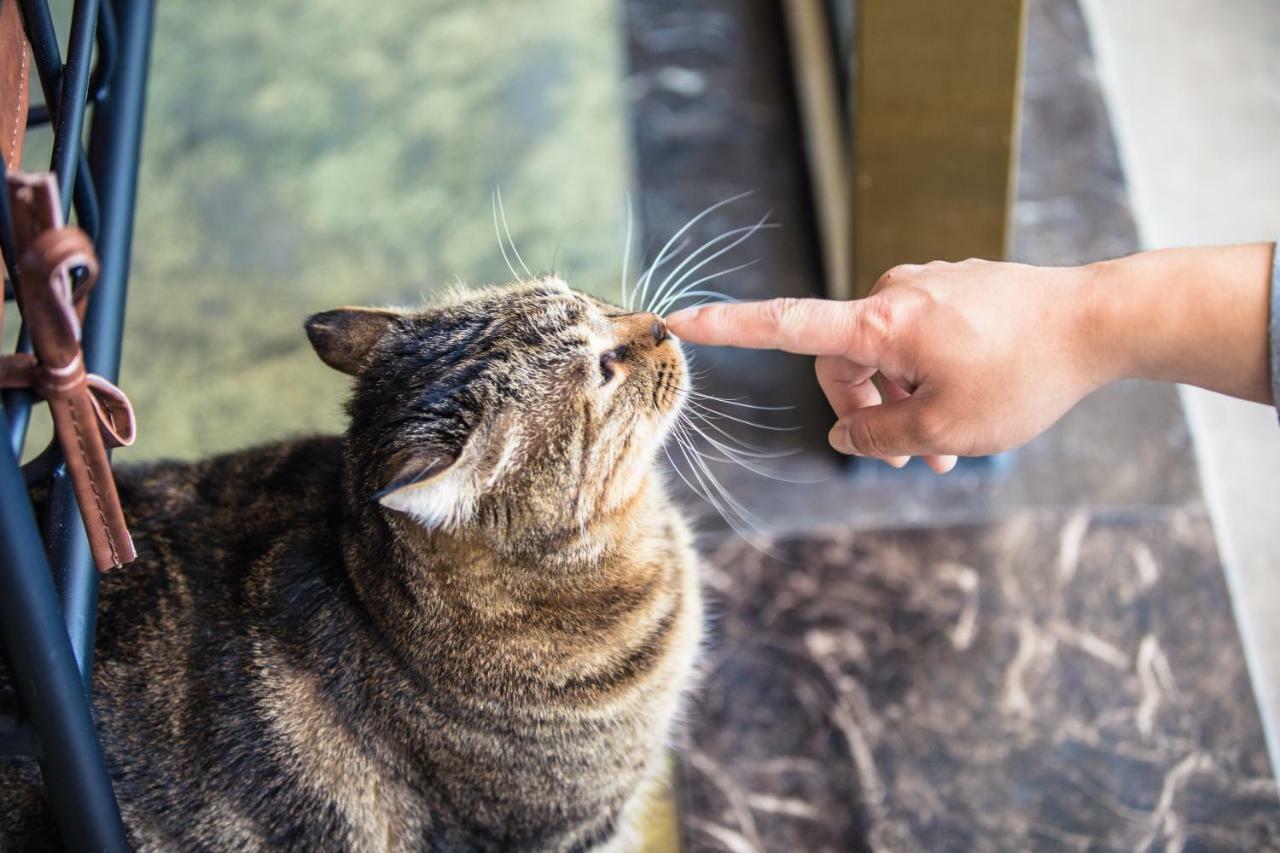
top-left (43, 465), bottom-right (98, 681)
top-left (41, 0), bottom-right (153, 685)
top-left (0, 410), bottom-right (128, 852)
top-left (1, 355), bottom-right (33, 456)
top-left (74, 149), bottom-right (101, 242)
top-left (52, 0), bottom-right (100, 215)
top-left (0, 0), bottom-right (151, 843)
top-left (22, 0), bottom-right (117, 129)
top-left (0, 163), bottom-right (16, 287)
top-left (83, 0), bottom-right (151, 385)
top-left (17, 0), bottom-right (62, 106)
top-left (90, 0), bottom-right (118, 104)
top-left (25, 102), bottom-right (50, 125)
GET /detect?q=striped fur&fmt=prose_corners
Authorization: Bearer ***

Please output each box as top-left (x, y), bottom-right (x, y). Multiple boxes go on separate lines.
top-left (0, 278), bottom-right (702, 851)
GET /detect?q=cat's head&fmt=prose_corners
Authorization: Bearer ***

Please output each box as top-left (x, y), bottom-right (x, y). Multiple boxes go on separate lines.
top-left (306, 276), bottom-right (685, 540)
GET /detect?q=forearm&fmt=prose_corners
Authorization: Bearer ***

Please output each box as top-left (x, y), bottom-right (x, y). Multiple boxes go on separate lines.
top-left (1088, 243), bottom-right (1275, 404)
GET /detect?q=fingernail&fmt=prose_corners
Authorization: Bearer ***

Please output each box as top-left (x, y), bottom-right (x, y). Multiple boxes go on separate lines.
top-left (886, 456), bottom-right (910, 469)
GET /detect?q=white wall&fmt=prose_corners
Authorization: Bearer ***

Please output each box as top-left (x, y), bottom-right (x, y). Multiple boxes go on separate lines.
top-left (1079, 0), bottom-right (1280, 766)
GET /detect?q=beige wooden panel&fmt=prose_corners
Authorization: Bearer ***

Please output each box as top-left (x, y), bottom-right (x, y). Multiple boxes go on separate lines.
top-left (784, 0), bottom-right (852, 300)
top-left (853, 0), bottom-right (1027, 296)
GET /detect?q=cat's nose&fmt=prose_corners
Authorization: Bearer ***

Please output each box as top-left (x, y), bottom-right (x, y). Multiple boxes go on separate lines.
top-left (651, 317), bottom-right (669, 344)
top-left (613, 312), bottom-right (671, 348)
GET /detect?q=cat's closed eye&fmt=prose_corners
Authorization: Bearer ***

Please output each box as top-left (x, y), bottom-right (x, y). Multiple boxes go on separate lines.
top-left (599, 347), bottom-right (626, 385)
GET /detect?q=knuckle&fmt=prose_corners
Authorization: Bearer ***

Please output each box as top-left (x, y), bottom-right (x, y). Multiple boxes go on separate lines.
top-left (768, 298), bottom-right (801, 347)
top-left (914, 408), bottom-right (948, 448)
top-left (860, 295), bottom-right (899, 342)
top-left (874, 263), bottom-right (918, 292)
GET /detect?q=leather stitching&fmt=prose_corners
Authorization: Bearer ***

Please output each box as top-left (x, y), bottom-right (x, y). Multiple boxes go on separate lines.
top-left (67, 399), bottom-right (120, 565)
top-left (6, 22), bottom-right (24, 169)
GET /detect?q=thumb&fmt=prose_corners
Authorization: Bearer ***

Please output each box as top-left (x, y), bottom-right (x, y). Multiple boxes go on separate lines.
top-left (829, 396), bottom-right (936, 459)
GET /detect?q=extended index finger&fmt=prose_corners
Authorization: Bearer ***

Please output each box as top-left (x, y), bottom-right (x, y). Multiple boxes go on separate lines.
top-left (666, 298), bottom-right (871, 359)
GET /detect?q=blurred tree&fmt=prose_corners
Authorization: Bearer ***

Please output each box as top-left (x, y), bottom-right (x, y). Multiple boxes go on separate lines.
top-left (60, 0), bottom-right (631, 458)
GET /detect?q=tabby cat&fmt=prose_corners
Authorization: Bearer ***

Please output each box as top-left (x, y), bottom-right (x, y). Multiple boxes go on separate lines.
top-left (0, 277), bottom-right (702, 852)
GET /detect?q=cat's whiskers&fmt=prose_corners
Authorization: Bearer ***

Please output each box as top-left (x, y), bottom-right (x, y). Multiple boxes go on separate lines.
top-left (683, 389), bottom-right (793, 412)
top-left (680, 401), bottom-right (821, 481)
top-left (683, 414), bottom-right (796, 461)
top-left (662, 439), bottom-right (769, 551)
top-left (620, 198), bottom-right (634, 314)
top-left (494, 186), bottom-right (533, 279)
top-left (642, 217), bottom-right (766, 311)
top-left (629, 238), bottom-right (692, 312)
top-left (681, 396), bottom-right (801, 433)
top-left (685, 422), bottom-right (818, 485)
top-left (630, 192), bottom-right (752, 312)
top-left (646, 216), bottom-right (777, 314)
top-left (677, 420), bottom-right (813, 485)
top-left (652, 258), bottom-right (760, 315)
top-left (668, 420), bottom-right (761, 542)
top-left (670, 419), bottom-right (775, 549)
top-left (492, 189), bottom-right (523, 281)
top-left (627, 194), bottom-right (814, 542)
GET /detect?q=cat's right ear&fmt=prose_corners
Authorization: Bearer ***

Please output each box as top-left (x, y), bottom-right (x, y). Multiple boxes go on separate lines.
top-left (304, 307), bottom-right (402, 375)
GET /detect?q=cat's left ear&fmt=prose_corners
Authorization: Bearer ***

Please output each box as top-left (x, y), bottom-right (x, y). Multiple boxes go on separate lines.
top-left (375, 413), bottom-right (518, 528)
top-left (305, 307), bottom-right (402, 375)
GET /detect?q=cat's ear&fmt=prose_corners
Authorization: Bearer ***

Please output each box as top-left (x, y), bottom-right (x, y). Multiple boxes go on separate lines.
top-left (374, 452), bottom-right (468, 527)
top-left (305, 307), bottom-right (402, 375)
top-left (375, 414), bottom-right (518, 528)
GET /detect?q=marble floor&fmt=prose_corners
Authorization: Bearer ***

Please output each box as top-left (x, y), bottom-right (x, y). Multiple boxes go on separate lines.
top-left (686, 515), bottom-right (1277, 850)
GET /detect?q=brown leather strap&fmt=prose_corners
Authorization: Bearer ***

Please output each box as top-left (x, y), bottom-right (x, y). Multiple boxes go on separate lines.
top-left (0, 0), bottom-right (29, 283)
top-left (3, 172), bottom-right (137, 570)
top-left (0, 0), bottom-right (28, 172)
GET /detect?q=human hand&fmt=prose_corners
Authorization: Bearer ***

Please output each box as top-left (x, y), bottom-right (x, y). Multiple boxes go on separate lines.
top-left (666, 259), bottom-right (1113, 472)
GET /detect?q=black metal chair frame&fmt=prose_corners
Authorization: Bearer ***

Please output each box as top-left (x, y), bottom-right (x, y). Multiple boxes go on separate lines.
top-left (0, 0), bottom-right (154, 848)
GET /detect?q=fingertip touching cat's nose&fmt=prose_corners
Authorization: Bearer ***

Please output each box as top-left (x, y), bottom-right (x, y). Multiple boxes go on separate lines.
top-left (612, 312), bottom-right (671, 347)
top-left (652, 317), bottom-right (669, 344)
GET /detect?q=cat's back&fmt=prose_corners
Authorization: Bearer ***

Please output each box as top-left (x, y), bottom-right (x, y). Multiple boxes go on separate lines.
top-left (90, 436), bottom-right (345, 638)
top-left (116, 435), bottom-right (344, 559)
top-left (1, 439), bottom-right (351, 850)
top-left (94, 434), bottom-right (347, 686)
top-left (95, 437), bottom-right (354, 849)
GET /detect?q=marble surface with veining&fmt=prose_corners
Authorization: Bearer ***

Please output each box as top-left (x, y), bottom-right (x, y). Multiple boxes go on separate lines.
top-left (683, 513), bottom-right (1280, 852)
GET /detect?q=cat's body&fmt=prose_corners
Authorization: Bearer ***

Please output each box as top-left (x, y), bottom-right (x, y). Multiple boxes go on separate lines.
top-left (0, 280), bottom-right (702, 851)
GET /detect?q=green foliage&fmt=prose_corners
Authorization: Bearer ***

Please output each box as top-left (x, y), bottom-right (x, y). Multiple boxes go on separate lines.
top-left (114, 0), bottom-right (632, 459)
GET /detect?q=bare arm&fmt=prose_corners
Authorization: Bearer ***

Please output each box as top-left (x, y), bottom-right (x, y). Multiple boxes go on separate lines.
top-left (666, 244), bottom-right (1275, 471)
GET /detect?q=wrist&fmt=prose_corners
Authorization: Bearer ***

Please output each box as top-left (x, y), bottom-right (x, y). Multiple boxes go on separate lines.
top-left (1073, 257), bottom-right (1135, 387)
top-left (1075, 245), bottom-right (1273, 401)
